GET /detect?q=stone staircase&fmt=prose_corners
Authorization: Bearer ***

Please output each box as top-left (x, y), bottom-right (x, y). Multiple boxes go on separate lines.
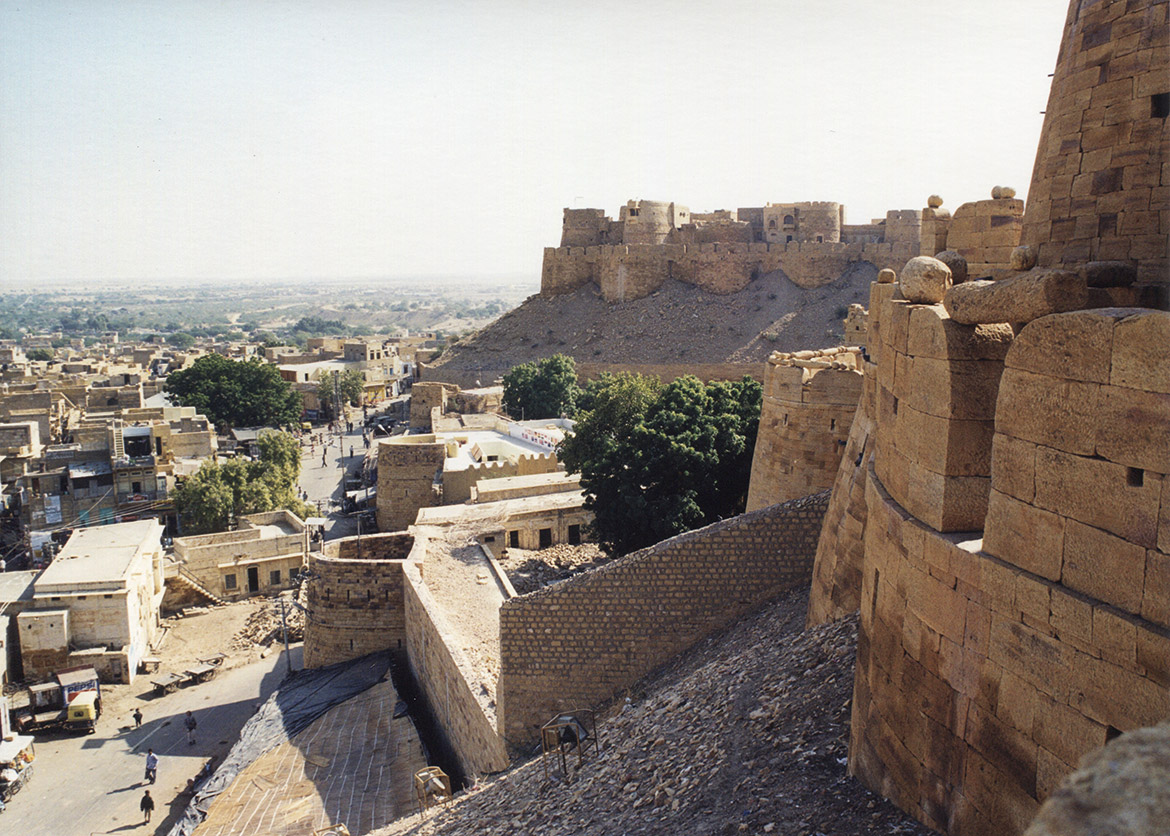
top-left (170, 566), bottom-right (228, 606)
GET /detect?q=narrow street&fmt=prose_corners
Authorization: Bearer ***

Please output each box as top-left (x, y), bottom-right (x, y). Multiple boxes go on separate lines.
top-left (296, 419), bottom-right (371, 542)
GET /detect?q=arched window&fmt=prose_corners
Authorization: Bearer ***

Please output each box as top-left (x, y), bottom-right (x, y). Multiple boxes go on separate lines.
top-left (783, 214), bottom-right (795, 226)
top-left (768, 219), bottom-right (777, 230)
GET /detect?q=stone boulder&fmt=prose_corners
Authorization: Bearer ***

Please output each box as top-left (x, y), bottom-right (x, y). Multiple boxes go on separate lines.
top-left (1080, 260), bottom-right (1138, 288)
top-left (1010, 245), bottom-right (1038, 271)
top-left (899, 256), bottom-right (952, 303)
top-left (935, 250), bottom-right (969, 284)
top-left (943, 268), bottom-right (1089, 325)
top-left (1025, 722), bottom-right (1170, 836)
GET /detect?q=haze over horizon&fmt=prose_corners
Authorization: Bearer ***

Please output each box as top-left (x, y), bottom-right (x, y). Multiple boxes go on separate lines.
top-left (2, 1), bottom-right (1067, 286)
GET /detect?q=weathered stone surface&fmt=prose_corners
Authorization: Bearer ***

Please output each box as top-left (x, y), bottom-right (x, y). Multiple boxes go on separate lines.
top-left (927, 194), bottom-right (943, 208)
top-left (900, 256), bottom-right (953, 304)
top-left (1004, 308), bottom-right (1120, 382)
top-left (1111, 310), bottom-right (1170, 395)
top-left (878, 268), bottom-right (897, 284)
top-left (1009, 245), bottom-right (1038, 271)
top-left (935, 250), bottom-right (969, 284)
top-left (943, 269), bottom-right (1089, 325)
top-left (1079, 260), bottom-right (1137, 288)
top-left (1025, 723), bottom-right (1170, 836)
top-left (907, 305), bottom-right (1013, 361)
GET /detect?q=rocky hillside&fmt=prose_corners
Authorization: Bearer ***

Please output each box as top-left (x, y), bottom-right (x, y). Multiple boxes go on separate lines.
top-left (429, 264), bottom-right (876, 380)
top-left (374, 587), bottom-right (931, 836)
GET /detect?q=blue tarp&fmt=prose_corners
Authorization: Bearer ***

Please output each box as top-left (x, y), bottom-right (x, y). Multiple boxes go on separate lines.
top-left (166, 651), bottom-right (393, 836)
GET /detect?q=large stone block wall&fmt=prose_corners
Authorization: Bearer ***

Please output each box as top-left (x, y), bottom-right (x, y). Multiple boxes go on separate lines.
top-left (806, 358), bottom-right (878, 627)
top-left (746, 355), bottom-right (862, 511)
top-left (1021, 0), bottom-right (1170, 284)
top-left (402, 564), bottom-right (510, 777)
top-left (302, 538), bottom-right (410, 669)
top-left (497, 492), bottom-right (830, 746)
top-left (946, 197), bottom-right (1025, 276)
top-left (849, 308), bottom-right (1170, 834)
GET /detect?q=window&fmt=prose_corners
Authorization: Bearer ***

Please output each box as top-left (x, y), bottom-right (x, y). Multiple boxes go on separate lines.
top-left (270, 569), bottom-right (282, 586)
top-left (508, 530), bottom-right (520, 548)
top-left (224, 573), bottom-right (237, 590)
top-left (568, 524), bottom-right (581, 545)
top-left (768, 219), bottom-right (777, 230)
top-left (786, 235), bottom-right (794, 243)
top-left (783, 214), bottom-right (794, 226)
top-left (629, 208), bottom-right (640, 217)
top-left (539, 528), bottom-right (553, 549)
top-left (816, 235), bottom-right (823, 243)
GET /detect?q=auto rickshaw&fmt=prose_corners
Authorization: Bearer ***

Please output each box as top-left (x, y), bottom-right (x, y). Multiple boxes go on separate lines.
top-left (64, 691), bottom-right (101, 733)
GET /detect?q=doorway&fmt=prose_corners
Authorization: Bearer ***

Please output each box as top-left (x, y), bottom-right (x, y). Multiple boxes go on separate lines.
top-left (247, 566), bottom-right (260, 593)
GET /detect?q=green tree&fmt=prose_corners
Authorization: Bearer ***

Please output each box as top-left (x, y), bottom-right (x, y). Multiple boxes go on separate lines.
top-left (563, 374), bottom-right (762, 556)
top-left (165, 354), bottom-right (302, 429)
top-left (502, 354), bottom-right (578, 420)
top-left (167, 332), bottom-right (196, 349)
top-left (26, 348), bottom-right (54, 362)
top-left (172, 430), bottom-right (311, 533)
top-left (316, 369), bottom-right (364, 418)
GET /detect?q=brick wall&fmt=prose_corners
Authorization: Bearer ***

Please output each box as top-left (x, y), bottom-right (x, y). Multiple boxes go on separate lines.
top-left (302, 534), bottom-right (412, 669)
top-left (403, 564), bottom-right (510, 777)
top-left (497, 492), bottom-right (830, 746)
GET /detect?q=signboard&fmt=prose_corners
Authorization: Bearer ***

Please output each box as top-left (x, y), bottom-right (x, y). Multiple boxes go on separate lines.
top-left (43, 495), bottom-right (62, 525)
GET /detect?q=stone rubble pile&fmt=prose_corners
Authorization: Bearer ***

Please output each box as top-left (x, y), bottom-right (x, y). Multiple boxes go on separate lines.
top-left (230, 597), bottom-right (305, 650)
top-left (373, 589), bottom-right (930, 836)
top-left (500, 544), bottom-right (613, 595)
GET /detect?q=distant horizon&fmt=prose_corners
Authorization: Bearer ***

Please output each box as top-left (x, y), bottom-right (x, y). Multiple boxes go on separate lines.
top-left (2, 1), bottom-right (1067, 284)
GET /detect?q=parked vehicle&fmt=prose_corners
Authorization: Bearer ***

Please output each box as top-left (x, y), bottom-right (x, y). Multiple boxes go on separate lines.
top-left (13, 666), bottom-right (102, 735)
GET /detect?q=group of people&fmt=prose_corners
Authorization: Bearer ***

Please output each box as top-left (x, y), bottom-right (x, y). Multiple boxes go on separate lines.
top-left (135, 710), bottom-right (199, 825)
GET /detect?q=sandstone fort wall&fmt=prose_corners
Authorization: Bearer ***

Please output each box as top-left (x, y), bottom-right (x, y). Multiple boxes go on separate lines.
top-left (496, 492), bottom-right (830, 746)
top-left (403, 562), bottom-right (510, 776)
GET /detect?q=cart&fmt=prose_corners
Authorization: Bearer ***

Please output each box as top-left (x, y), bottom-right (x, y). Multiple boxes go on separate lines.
top-left (0, 735), bottom-right (35, 805)
top-left (198, 652), bottom-right (227, 668)
top-left (150, 672), bottom-right (184, 697)
top-left (184, 663), bottom-right (218, 684)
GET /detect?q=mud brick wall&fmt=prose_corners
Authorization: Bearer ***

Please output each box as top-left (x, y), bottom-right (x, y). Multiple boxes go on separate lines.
top-left (849, 308), bottom-right (1170, 835)
top-left (302, 543), bottom-right (409, 669)
top-left (497, 492), bottom-right (830, 746)
top-left (402, 564), bottom-right (510, 777)
top-left (746, 359), bottom-right (862, 511)
top-left (1021, 0), bottom-right (1170, 284)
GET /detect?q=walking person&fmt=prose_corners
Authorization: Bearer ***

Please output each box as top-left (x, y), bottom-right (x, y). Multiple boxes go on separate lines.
top-left (184, 710), bottom-right (197, 745)
top-left (144, 748), bottom-right (158, 784)
top-left (132, 708), bottom-right (143, 729)
top-left (140, 789), bottom-right (155, 823)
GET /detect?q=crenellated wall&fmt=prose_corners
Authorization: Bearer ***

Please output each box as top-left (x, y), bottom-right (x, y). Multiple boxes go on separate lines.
top-left (497, 492), bottom-right (830, 746)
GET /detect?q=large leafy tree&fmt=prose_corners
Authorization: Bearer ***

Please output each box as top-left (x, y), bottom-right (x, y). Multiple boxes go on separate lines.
top-left (562, 374), bottom-right (762, 556)
top-left (173, 430), bottom-right (311, 534)
top-left (502, 354), bottom-right (578, 420)
top-left (316, 369), bottom-right (365, 419)
top-left (165, 354), bottom-right (302, 429)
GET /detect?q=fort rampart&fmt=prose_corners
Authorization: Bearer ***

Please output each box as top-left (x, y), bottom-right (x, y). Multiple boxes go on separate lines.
top-left (496, 491), bottom-right (830, 746)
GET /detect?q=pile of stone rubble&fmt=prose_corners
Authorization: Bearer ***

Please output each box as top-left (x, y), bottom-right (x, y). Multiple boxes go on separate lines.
top-left (230, 597), bottom-right (305, 650)
top-left (499, 543), bottom-right (612, 595)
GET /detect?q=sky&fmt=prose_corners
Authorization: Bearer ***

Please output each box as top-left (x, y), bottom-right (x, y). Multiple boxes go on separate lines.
top-left (0, 1), bottom-right (1069, 286)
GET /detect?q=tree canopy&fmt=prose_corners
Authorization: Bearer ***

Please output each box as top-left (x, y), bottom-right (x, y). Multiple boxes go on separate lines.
top-left (316, 369), bottom-right (364, 419)
top-left (172, 430), bottom-right (311, 534)
top-left (165, 354), bottom-right (302, 429)
top-left (560, 374), bottom-right (762, 556)
top-left (502, 354), bottom-right (578, 420)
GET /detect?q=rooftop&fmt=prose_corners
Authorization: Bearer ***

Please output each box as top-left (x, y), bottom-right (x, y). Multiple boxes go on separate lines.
top-left (36, 519), bottom-right (162, 592)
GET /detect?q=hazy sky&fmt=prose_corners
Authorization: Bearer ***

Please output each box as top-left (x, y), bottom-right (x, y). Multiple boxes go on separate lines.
top-left (1, 1), bottom-right (1068, 285)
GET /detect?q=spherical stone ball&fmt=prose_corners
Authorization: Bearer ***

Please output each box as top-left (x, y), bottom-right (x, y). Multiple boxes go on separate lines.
top-left (1009, 245), bottom-right (1037, 271)
top-left (999, 185), bottom-right (1016, 199)
top-left (899, 256), bottom-right (953, 303)
top-left (934, 250), bottom-right (969, 285)
top-left (991, 185), bottom-right (1004, 199)
top-left (877, 268), bottom-right (897, 284)
top-left (927, 194), bottom-right (944, 208)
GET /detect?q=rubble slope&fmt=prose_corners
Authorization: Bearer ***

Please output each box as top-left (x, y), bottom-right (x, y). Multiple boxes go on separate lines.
top-left (430, 264), bottom-right (876, 377)
top-left (374, 587), bottom-right (931, 836)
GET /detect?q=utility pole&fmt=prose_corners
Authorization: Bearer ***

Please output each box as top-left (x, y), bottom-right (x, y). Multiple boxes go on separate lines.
top-left (279, 596), bottom-right (293, 677)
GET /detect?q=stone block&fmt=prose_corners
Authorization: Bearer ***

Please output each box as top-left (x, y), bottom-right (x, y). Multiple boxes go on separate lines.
top-left (991, 433), bottom-right (1037, 504)
top-left (995, 670), bottom-right (1039, 735)
top-left (1015, 573), bottom-right (1052, 627)
top-left (983, 490), bottom-right (1065, 581)
top-left (1032, 693), bottom-right (1107, 770)
top-left (895, 404), bottom-right (994, 477)
top-left (1136, 627), bottom-right (1170, 689)
top-left (1049, 586), bottom-right (1094, 646)
top-left (906, 305), bottom-right (1013, 361)
top-left (1062, 519), bottom-right (1147, 615)
top-left (943, 270), bottom-right (1089, 325)
top-left (1143, 549), bottom-right (1170, 629)
top-left (964, 597), bottom-right (992, 656)
top-left (988, 616), bottom-right (1073, 702)
top-left (1111, 309), bottom-right (1170, 395)
top-left (910, 568), bottom-right (967, 644)
top-left (962, 709), bottom-right (1040, 830)
top-left (1035, 746), bottom-right (1074, 803)
top-left (1093, 385), bottom-right (1170, 474)
top-left (1004, 309), bottom-right (1118, 382)
top-left (903, 462), bottom-right (990, 533)
top-left (1092, 605), bottom-right (1138, 669)
top-left (882, 297), bottom-right (912, 354)
top-left (994, 368), bottom-right (1099, 457)
top-left (1034, 446), bottom-right (1161, 548)
top-left (904, 356), bottom-right (1005, 422)
top-left (1068, 650), bottom-right (1170, 730)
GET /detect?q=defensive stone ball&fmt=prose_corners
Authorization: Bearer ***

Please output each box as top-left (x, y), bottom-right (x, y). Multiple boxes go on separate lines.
top-left (899, 256), bottom-right (953, 304)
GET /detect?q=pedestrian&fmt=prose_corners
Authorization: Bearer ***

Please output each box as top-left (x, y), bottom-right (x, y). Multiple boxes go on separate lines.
top-left (364, 435), bottom-right (370, 449)
top-left (349, 445), bottom-right (354, 458)
top-left (144, 748), bottom-right (158, 784)
top-left (133, 708), bottom-right (143, 729)
top-left (184, 710), bottom-right (197, 745)
top-left (140, 789), bottom-right (155, 823)
top-left (322, 450), bottom-right (327, 467)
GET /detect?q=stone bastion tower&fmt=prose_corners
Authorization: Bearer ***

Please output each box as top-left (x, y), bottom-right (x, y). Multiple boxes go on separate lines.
top-left (799, 1), bottom-right (1169, 832)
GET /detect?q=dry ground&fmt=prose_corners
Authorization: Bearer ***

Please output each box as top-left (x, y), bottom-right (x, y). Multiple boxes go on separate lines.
top-left (372, 587), bottom-right (932, 836)
top-left (498, 543), bottom-right (613, 595)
